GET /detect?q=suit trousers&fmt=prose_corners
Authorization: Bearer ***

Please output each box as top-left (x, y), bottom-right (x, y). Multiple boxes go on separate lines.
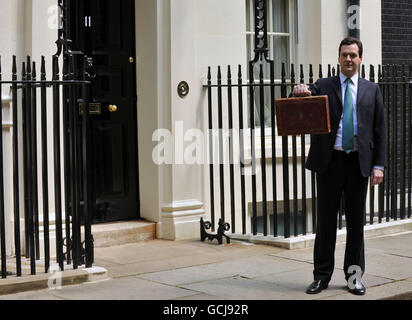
top-left (313, 150), bottom-right (369, 282)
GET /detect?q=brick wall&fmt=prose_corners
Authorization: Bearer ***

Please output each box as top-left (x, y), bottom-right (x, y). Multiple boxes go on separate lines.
top-left (381, 0), bottom-right (412, 65)
top-left (381, 1), bottom-right (411, 200)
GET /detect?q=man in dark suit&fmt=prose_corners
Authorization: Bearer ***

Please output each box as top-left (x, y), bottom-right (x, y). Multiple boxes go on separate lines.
top-left (293, 37), bottom-right (386, 296)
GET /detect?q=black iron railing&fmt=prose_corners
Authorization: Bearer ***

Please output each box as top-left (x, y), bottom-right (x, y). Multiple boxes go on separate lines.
top-left (0, 54), bottom-right (94, 278)
top-left (203, 62), bottom-right (412, 239)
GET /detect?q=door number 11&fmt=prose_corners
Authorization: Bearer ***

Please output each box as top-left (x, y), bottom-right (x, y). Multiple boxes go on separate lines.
top-left (85, 16), bottom-right (92, 27)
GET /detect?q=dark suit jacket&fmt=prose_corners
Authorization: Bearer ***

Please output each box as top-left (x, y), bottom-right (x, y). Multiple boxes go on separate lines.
top-left (305, 76), bottom-right (387, 178)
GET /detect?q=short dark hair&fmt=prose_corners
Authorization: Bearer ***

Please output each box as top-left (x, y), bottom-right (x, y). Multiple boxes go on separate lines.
top-left (339, 37), bottom-right (363, 57)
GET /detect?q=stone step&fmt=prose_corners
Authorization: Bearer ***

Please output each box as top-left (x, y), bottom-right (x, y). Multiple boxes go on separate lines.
top-left (91, 220), bottom-right (156, 248)
top-left (35, 220), bottom-right (156, 258)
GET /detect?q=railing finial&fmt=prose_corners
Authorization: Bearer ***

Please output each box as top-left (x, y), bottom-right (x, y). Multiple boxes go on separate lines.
top-left (56, 0), bottom-right (73, 56)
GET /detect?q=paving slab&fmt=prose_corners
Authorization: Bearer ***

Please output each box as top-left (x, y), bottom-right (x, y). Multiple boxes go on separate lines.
top-left (314, 244), bottom-right (396, 271)
top-left (93, 258), bottom-right (122, 268)
top-left (104, 249), bottom-right (280, 279)
top-left (95, 240), bottom-right (282, 267)
top-left (105, 257), bottom-right (215, 279)
top-left (44, 277), bottom-right (197, 300)
top-left (362, 233), bottom-right (412, 258)
top-left (269, 242), bottom-right (383, 265)
top-left (101, 241), bottom-right (285, 279)
top-left (269, 247), bottom-right (314, 263)
top-left (171, 293), bottom-right (226, 300)
top-left (254, 270), bottom-right (341, 300)
top-left (103, 257), bottom-right (212, 279)
top-left (138, 256), bottom-right (309, 286)
top-left (138, 265), bottom-right (236, 286)
top-left (200, 256), bottom-right (310, 279)
top-left (0, 290), bottom-right (62, 300)
top-left (179, 275), bottom-right (351, 300)
top-left (2, 231), bottom-right (412, 300)
top-left (94, 240), bottom-right (207, 265)
top-left (256, 265), bottom-right (391, 292)
top-left (180, 276), bottom-right (297, 300)
top-left (359, 253), bottom-right (412, 280)
top-left (321, 278), bottom-right (412, 300)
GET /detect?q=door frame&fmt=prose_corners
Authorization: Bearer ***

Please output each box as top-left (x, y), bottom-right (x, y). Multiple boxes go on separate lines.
top-left (68, 0), bottom-right (140, 222)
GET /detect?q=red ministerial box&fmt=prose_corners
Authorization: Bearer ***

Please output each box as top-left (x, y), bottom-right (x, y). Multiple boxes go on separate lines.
top-left (275, 95), bottom-right (331, 136)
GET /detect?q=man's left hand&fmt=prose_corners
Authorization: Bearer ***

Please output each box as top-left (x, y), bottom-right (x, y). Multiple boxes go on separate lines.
top-left (371, 168), bottom-right (384, 187)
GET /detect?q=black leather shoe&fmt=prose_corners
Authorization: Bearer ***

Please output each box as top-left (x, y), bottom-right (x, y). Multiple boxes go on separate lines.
top-left (306, 280), bottom-right (328, 294)
top-left (347, 281), bottom-right (366, 295)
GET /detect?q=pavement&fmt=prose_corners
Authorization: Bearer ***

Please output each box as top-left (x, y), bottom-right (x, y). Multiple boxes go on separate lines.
top-left (0, 230), bottom-right (412, 301)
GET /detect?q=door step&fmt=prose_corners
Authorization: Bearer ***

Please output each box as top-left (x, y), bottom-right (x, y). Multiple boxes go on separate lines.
top-left (91, 220), bottom-right (156, 248)
top-left (36, 220), bottom-right (156, 258)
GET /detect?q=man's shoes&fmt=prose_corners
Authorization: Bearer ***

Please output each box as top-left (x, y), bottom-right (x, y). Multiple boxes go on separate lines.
top-left (347, 281), bottom-right (366, 295)
top-left (306, 280), bottom-right (329, 294)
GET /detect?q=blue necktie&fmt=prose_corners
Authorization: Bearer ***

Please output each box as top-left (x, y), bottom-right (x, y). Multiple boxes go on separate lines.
top-left (342, 78), bottom-right (354, 154)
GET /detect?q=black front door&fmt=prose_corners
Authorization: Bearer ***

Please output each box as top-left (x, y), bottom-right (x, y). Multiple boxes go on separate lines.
top-left (69, 0), bottom-right (139, 223)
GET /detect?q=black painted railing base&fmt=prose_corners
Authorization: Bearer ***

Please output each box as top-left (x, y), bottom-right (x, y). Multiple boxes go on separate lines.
top-left (200, 217), bottom-right (231, 245)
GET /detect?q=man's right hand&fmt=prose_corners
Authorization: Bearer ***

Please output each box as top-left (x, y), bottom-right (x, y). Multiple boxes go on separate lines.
top-left (293, 84), bottom-right (312, 97)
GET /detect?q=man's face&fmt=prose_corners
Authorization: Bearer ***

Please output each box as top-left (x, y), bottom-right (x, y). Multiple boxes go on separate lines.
top-left (338, 43), bottom-right (363, 78)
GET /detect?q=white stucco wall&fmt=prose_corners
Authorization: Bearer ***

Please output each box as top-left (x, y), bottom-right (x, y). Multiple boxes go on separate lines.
top-left (29, 0), bottom-right (62, 230)
top-left (360, 0), bottom-right (382, 69)
top-left (321, 0), bottom-right (381, 74)
top-left (194, 0), bottom-right (248, 235)
top-left (296, 0), bottom-right (322, 77)
top-left (0, 0), bottom-right (25, 255)
top-left (135, 0), bottom-right (163, 223)
top-left (1, 0), bottom-right (58, 254)
top-left (320, 0), bottom-right (347, 67)
top-left (0, 0), bottom-right (25, 80)
top-left (136, 0), bottom-right (249, 238)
